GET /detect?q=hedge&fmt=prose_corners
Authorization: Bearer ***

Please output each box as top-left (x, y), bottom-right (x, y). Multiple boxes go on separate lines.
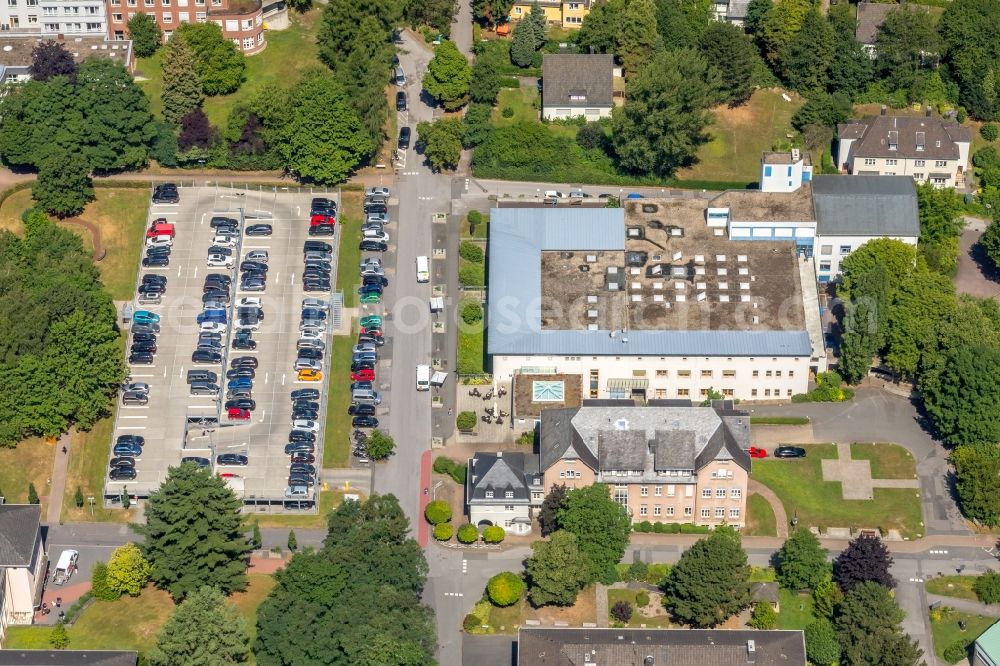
top-left (433, 456), bottom-right (467, 484)
top-left (459, 240), bottom-right (485, 263)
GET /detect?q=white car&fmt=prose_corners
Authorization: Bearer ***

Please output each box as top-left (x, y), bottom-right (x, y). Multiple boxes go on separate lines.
top-left (362, 230), bottom-right (389, 243)
top-left (300, 320), bottom-right (327, 332)
top-left (238, 297), bottom-right (262, 308)
top-left (301, 298), bottom-right (328, 310)
top-left (365, 186), bottom-right (390, 199)
top-left (292, 419), bottom-right (320, 432)
top-left (200, 322), bottom-right (228, 333)
top-left (146, 235), bottom-right (173, 248)
top-left (544, 190), bottom-right (567, 199)
top-left (299, 328), bottom-right (324, 341)
top-left (207, 255), bottom-right (234, 268)
top-left (234, 320), bottom-right (260, 331)
top-left (366, 213), bottom-right (389, 224)
top-left (213, 234), bottom-right (237, 246)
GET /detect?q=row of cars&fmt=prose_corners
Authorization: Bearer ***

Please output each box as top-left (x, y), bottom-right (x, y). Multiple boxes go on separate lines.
top-left (126, 309), bottom-right (162, 373)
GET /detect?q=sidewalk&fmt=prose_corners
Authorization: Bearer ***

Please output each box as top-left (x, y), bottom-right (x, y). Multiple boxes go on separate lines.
top-left (627, 532), bottom-right (998, 553)
top-left (47, 433), bottom-right (70, 525)
top-left (927, 593), bottom-right (1000, 617)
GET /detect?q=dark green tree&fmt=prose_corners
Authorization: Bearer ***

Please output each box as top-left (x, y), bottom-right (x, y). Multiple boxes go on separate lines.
top-left (416, 117), bottom-right (464, 171)
top-left (463, 102), bottom-right (493, 147)
top-left (470, 58), bottom-right (501, 104)
top-left (790, 92), bottom-right (853, 132)
top-left (363, 429), bottom-right (395, 460)
top-left (749, 601), bottom-right (777, 629)
top-left (287, 530), bottom-right (297, 552)
top-left (916, 183), bottom-right (964, 274)
top-left (618, 0), bottom-right (659, 78)
top-left (49, 621), bottom-right (70, 649)
top-left (423, 40), bottom-right (472, 110)
top-left (805, 618), bottom-right (842, 665)
top-left (251, 522), bottom-right (262, 550)
top-left (742, 0), bottom-right (770, 37)
top-left (28, 41), bottom-right (77, 82)
top-left (148, 586), bottom-right (250, 666)
top-left (874, 6), bottom-right (940, 95)
top-left (556, 484), bottom-right (631, 584)
top-left (317, 0), bottom-right (404, 68)
top-left (980, 218), bottom-right (1000, 270)
top-left (74, 486), bottom-right (84, 508)
top-left (832, 534), bottom-right (894, 593)
top-left (33, 151), bottom-right (94, 218)
top-left (950, 444), bottom-right (1000, 525)
top-left (473, 0), bottom-right (514, 25)
top-left (836, 581), bottom-right (923, 666)
top-left (776, 528), bottom-right (830, 590)
top-left (510, 19), bottom-right (536, 68)
top-left (91, 561), bottom-right (118, 601)
top-left (839, 299), bottom-right (880, 384)
top-left (974, 571), bottom-right (1000, 604)
top-left (839, 238), bottom-right (916, 301)
top-left (939, 0), bottom-right (1000, 120)
top-left (406, 0), bottom-right (454, 32)
top-left (175, 23), bottom-right (246, 96)
top-left (611, 48), bottom-right (722, 177)
top-left (663, 527), bottom-right (751, 627)
top-left (286, 0), bottom-right (312, 12)
top-left (27, 482), bottom-right (39, 505)
top-left (336, 16), bottom-right (393, 150)
top-left (538, 483), bottom-right (567, 537)
top-left (137, 463), bottom-right (251, 600)
top-left (758, 0), bottom-right (811, 68)
top-left (0, 77), bottom-right (79, 169)
top-left (487, 571), bottom-right (524, 606)
top-left (577, 0), bottom-right (623, 54)
top-left (525, 530), bottom-right (592, 606)
top-left (827, 3), bottom-right (873, 100)
top-left (161, 35), bottom-right (204, 125)
top-left (778, 8), bottom-right (833, 94)
top-left (127, 12), bottom-right (162, 58)
top-left (527, 0), bottom-right (547, 49)
top-left (813, 579), bottom-right (843, 619)
top-left (883, 268), bottom-right (956, 379)
top-left (698, 21), bottom-right (759, 106)
top-left (655, 0), bottom-right (697, 50)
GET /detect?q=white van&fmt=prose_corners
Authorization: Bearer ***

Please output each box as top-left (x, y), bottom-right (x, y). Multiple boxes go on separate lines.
top-left (416, 255), bottom-right (429, 283)
top-left (416, 364), bottom-right (430, 391)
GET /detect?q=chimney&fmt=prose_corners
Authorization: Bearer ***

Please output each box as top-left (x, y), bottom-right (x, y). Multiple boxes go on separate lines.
top-left (880, 105), bottom-right (887, 116)
top-left (644, 658), bottom-right (655, 666)
top-left (496, 451), bottom-right (503, 458)
top-left (747, 639), bottom-right (756, 664)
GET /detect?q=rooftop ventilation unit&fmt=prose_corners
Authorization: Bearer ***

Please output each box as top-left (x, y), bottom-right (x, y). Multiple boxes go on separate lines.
top-left (627, 227), bottom-right (645, 239)
top-left (676, 294), bottom-right (686, 302)
top-left (615, 418), bottom-right (629, 430)
top-left (653, 294), bottom-right (664, 302)
top-left (588, 323), bottom-right (598, 330)
top-left (752, 315), bottom-right (759, 324)
top-left (587, 295), bottom-right (598, 304)
top-left (696, 292), bottom-right (707, 302)
top-left (641, 204), bottom-right (658, 213)
top-left (719, 282), bottom-right (729, 290)
top-left (672, 251), bottom-right (682, 261)
top-left (631, 294), bottom-right (642, 302)
top-left (586, 254), bottom-right (597, 262)
top-left (737, 255), bottom-right (748, 262)
top-left (716, 255), bottom-right (727, 262)
top-left (695, 254), bottom-right (705, 264)
top-left (588, 309), bottom-right (599, 318)
top-left (561, 251), bottom-right (574, 259)
top-left (720, 295), bottom-right (730, 303)
top-left (741, 294), bottom-right (751, 302)
top-left (668, 226), bottom-right (683, 236)
top-left (646, 264), bottom-right (664, 276)
top-left (626, 251), bottom-right (648, 267)
top-left (578, 264), bottom-right (590, 272)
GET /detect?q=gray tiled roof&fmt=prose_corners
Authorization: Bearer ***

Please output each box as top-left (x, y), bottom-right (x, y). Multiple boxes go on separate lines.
top-left (539, 408), bottom-right (597, 472)
top-left (468, 452), bottom-right (541, 504)
top-left (856, 1), bottom-right (899, 44)
top-left (840, 115), bottom-right (972, 161)
top-left (517, 627), bottom-right (807, 666)
top-left (597, 430), bottom-right (648, 470)
top-left (0, 505), bottom-right (41, 567)
top-left (542, 54), bottom-right (614, 109)
top-left (0, 652), bottom-right (137, 666)
top-left (811, 175), bottom-right (920, 238)
top-left (652, 430), bottom-right (696, 470)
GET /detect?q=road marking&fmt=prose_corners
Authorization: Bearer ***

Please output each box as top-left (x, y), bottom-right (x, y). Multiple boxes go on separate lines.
top-left (909, 577), bottom-right (925, 583)
top-left (193, 266), bottom-right (199, 279)
top-left (296, 206), bottom-right (300, 216)
top-left (275, 272), bottom-right (280, 284)
top-left (120, 405), bottom-right (150, 410)
top-left (117, 426), bottom-right (148, 430)
top-left (178, 366), bottom-right (185, 379)
top-left (290, 273), bottom-right (295, 286)
top-left (177, 265), bottom-right (183, 277)
top-left (282, 373), bottom-right (286, 385)
top-left (130, 373), bottom-right (155, 378)
top-left (119, 416), bottom-right (148, 420)
top-left (929, 549), bottom-right (949, 554)
top-left (187, 404), bottom-right (217, 409)
top-left (265, 372), bottom-right (269, 385)
top-left (163, 367), bottom-right (168, 378)
top-left (201, 213), bottom-right (206, 225)
top-left (443, 592), bottom-right (464, 597)
top-left (259, 409), bottom-right (266, 423)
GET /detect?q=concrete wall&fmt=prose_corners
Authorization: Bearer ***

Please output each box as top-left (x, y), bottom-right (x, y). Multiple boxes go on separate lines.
top-left (541, 105), bottom-right (612, 121)
top-left (814, 233), bottom-right (918, 280)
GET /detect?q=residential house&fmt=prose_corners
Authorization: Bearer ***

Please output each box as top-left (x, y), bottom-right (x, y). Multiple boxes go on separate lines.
top-left (974, 619), bottom-right (1000, 666)
top-left (856, 1), bottom-right (924, 56)
top-left (0, 504), bottom-right (45, 642)
top-left (466, 451), bottom-right (543, 535)
top-left (0, 651), bottom-right (138, 666)
top-left (104, 0), bottom-right (265, 54)
top-left (713, 0), bottom-right (750, 25)
top-left (510, 0), bottom-right (592, 28)
top-left (750, 581), bottom-right (780, 611)
top-left (517, 627), bottom-right (807, 665)
top-left (539, 402), bottom-right (752, 527)
top-left (836, 113), bottom-right (972, 188)
top-left (0, 34), bottom-right (133, 82)
top-left (760, 149), bottom-right (813, 193)
top-left (541, 53), bottom-right (614, 121)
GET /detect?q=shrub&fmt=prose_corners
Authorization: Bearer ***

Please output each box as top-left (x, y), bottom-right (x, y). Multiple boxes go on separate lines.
top-left (635, 591), bottom-right (650, 607)
top-left (457, 523), bottom-right (479, 544)
top-left (459, 240), bottom-right (485, 263)
top-left (517, 430), bottom-right (535, 446)
top-left (805, 619), bottom-right (841, 665)
top-left (74, 486), bottom-right (84, 508)
top-left (482, 525), bottom-right (505, 543)
top-left (487, 571), bottom-right (524, 606)
top-left (457, 411), bottom-right (477, 431)
top-left (434, 523), bottom-right (454, 541)
top-left (461, 300), bottom-right (484, 325)
top-left (576, 122), bottom-right (605, 150)
top-left (502, 106), bottom-right (514, 118)
top-left (634, 521), bottom-right (652, 533)
top-left (463, 613), bottom-right (481, 632)
top-left (433, 456), bottom-right (468, 484)
top-left (90, 562), bottom-right (119, 601)
top-left (424, 500), bottom-right (452, 525)
top-left (749, 602), bottom-right (778, 629)
top-left (49, 621), bottom-right (70, 649)
top-left (982, 123), bottom-right (999, 142)
top-left (943, 640), bottom-right (970, 664)
top-left (627, 561), bottom-right (648, 582)
top-left (611, 600), bottom-right (633, 623)
top-left (974, 571), bottom-right (1000, 604)
top-left (459, 263), bottom-right (485, 286)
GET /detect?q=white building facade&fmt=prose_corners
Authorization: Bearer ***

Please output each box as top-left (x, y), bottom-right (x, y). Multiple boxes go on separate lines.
top-left (2, 0), bottom-right (107, 34)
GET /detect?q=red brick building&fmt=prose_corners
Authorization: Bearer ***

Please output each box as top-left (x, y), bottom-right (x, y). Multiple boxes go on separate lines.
top-left (106, 0), bottom-right (264, 55)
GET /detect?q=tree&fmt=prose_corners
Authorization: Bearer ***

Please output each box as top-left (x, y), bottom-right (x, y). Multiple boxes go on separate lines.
top-left (577, 0), bottom-right (623, 55)
top-left (883, 268), bottom-right (956, 379)
top-left (423, 41), bottom-right (472, 110)
top-left (178, 106), bottom-right (216, 152)
top-left (839, 238), bottom-right (917, 301)
top-left (470, 58), bottom-right (501, 105)
top-left (749, 602), bottom-right (777, 629)
top-left (839, 300), bottom-right (880, 384)
top-left (434, 523), bottom-right (453, 540)
top-left (416, 118), bottom-right (464, 171)
top-left (917, 183), bottom-right (964, 273)
top-left (482, 525), bottom-right (505, 544)
top-left (148, 586), bottom-right (250, 666)
top-left (251, 522), bottom-right (262, 550)
top-left (813, 579), bottom-right (843, 619)
top-left (336, 16), bottom-right (393, 150)
top-left (742, 0), bottom-right (770, 37)
top-left (364, 429), bottom-right (395, 460)
top-left (406, 0), bottom-right (453, 31)
top-left (981, 218), bottom-right (1000, 270)
top-left (106, 543), bottom-right (151, 597)
top-left (939, 0), bottom-right (1000, 120)
top-left (556, 484), bottom-right (632, 584)
top-left (317, 0), bottom-right (403, 68)
top-left (950, 444), bottom-right (1000, 525)
top-left (790, 92), bottom-right (853, 133)
top-left (457, 523), bottom-right (479, 544)
top-left (487, 571), bottom-right (524, 607)
top-left (33, 152), bottom-right (94, 218)
top-left (758, 0), bottom-right (811, 67)
top-left (828, 3), bottom-right (873, 100)
top-left (28, 41), bottom-right (78, 82)
top-left (836, 581), bottom-right (922, 666)
top-left (286, 530), bottom-right (298, 552)
top-left (510, 20), bottom-right (537, 68)
top-left (74, 486), bottom-right (84, 508)
top-left (833, 534), bottom-right (894, 593)
top-left (698, 22), bottom-right (759, 106)
top-left (525, 530), bottom-right (592, 606)
top-left (137, 463), bottom-right (251, 601)
top-left (663, 527), bottom-right (751, 627)
top-left (128, 12), bottom-right (162, 58)
top-left (974, 571), bottom-right (1000, 604)
top-left (49, 621), bottom-right (70, 650)
top-left (618, 0), bottom-right (658, 78)
top-left (27, 482), bottom-right (39, 505)
top-left (175, 23), bottom-right (246, 96)
top-left (278, 68), bottom-right (374, 183)
top-left (538, 484), bottom-right (567, 537)
top-left (473, 0), bottom-right (514, 25)
top-left (778, 8), bottom-right (833, 94)
top-left (874, 7), bottom-right (940, 94)
top-left (424, 499), bottom-right (452, 524)
top-left (612, 48), bottom-right (722, 178)
top-left (777, 529), bottom-right (829, 591)
top-left (527, 0), bottom-right (547, 48)
top-left (161, 35), bottom-right (204, 124)
top-left (805, 619), bottom-right (841, 665)
top-left (982, 124), bottom-right (999, 142)
top-left (91, 561), bottom-right (119, 601)
top-left (611, 600), bottom-right (633, 623)
top-left (286, 0), bottom-right (312, 11)
top-left (921, 345), bottom-right (1000, 447)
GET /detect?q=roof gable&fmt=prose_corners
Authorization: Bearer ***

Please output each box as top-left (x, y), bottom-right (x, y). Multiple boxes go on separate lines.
top-left (0, 505), bottom-right (40, 567)
top-left (542, 54), bottom-right (614, 109)
top-left (811, 175), bottom-right (920, 238)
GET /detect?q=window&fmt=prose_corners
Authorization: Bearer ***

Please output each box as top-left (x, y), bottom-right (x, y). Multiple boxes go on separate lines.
top-left (864, 158), bottom-right (876, 166)
top-left (731, 488), bottom-right (742, 499)
top-left (699, 388), bottom-right (710, 397)
top-left (656, 369), bottom-right (667, 377)
top-left (113, 12), bottom-right (122, 20)
top-left (677, 389), bottom-right (689, 397)
top-left (723, 388), bottom-right (734, 397)
top-left (701, 508), bottom-right (711, 518)
top-left (667, 506), bottom-right (675, 516)
top-left (915, 160), bottom-right (925, 167)
top-left (653, 505), bottom-right (661, 516)
top-left (715, 488), bottom-right (726, 498)
top-left (640, 486), bottom-right (648, 497)
top-left (766, 370), bottom-right (772, 377)
top-left (666, 484), bottom-right (675, 497)
top-left (715, 507), bottom-right (725, 518)
top-left (820, 244), bottom-right (832, 255)
top-left (751, 388), bottom-right (757, 397)
top-left (485, 490), bottom-right (493, 498)
top-left (840, 245), bottom-right (852, 255)
top-left (819, 261), bottom-right (831, 272)
top-left (179, 10), bottom-right (188, 20)
top-left (654, 485), bottom-right (662, 496)
top-left (639, 505), bottom-right (647, 516)
top-left (225, 18), bottom-right (237, 29)
top-left (27, 13), bottom-right (37, 21)
top-left (775, 370), bottom-right (782, 378)
top-left (86, 21), bottom-right (100, 29)
top-left (723, 369), bottom-right (735, 377)
top-left (730, 507), bottom-right (741, 518)
top-left (787, 389), bottom-right (793, 396)
top-left (764, 165), bottom-right (772, 177)
top-left (558, 471), bottom-right (565, 478)
top-left (195, 10), bottom-right (206, 19)
top-left (752, 370), bottom-right (759, 377)
top-left (44, 22), bottom-right (59, 30)
top-left (514, 5), bottom-right (521, 11)
top-left (700, 370), bottom-right (712, 378)
top-left (886, 159), bottom-right (897, 166)
top-left (789, 371), bottom-right (794, 378)
top-left (913, 173), bottom-right (924, 180)
top-left (678, 369), bottom-right (691, 377)
top-left (532, 492), bottom-right (542, 501)
top-left (6, 0), bottom-right (15, 6)
top-left (504, 505), bottom-right (514, 511)
top-left (935, 160), bottom-right (948, 168)
top-left (162, 11), bottom-right (171, 20)
top-left (701, 488), bottom-right (712, 498)
top-left (565, 15), bottom-right (581, 22)
top-left (684, 507), bottom-right (692, 516)
top-left (505, 490), bottom-right (513, 499)
top-left (242, 18), bottom-right (252, 29)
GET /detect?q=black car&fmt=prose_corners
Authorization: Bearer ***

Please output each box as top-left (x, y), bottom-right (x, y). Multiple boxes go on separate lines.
top-left (363, 201), bottom-right (388, 215)
top-left (348, 404), bottom-right (376, 416)
top-left (109, 456), bottom-right (136, 468)
top-left (288, 430), bottom-right (316, 443)
top-left (199, 331), bottom-right (223, 341)
top-left (303, 260), bottom-right (331, 271)
top-left (203, 282), bottom-right (231, 294)
top-left (360, 240), bottom-right (389, 252)
top-left (296, 348), bottom-right (323, 361)
top-left (138, 283), bottom-right (164, 295)
top-left (152, 183), bottom-right (179, 204)
top-left (145, 245), bottom-right (172, 256)
top-left (290, 463), bottom-right (316, 476)
top-left (293, 399), bottom-right (320, 411)
top-left (231, 356), bottom-right (259, 369)
top-left (363, 275), bottom-right (389, 287)
top-left (205, 273), bottom-right (232, 284)
top-left (208, 245), bottom-right (234, 256)
top-left (303, 270), bottom-right (331, 282)
top-left (309, 225), bottom-right (336, 237)
top-left (142, 256), bottom-right (169, 267)
top-left (310, 198), bottom-right (337, 216)
top-left (357, 334), bottom-right (385, 347)
top-left (240, 261), bottom-right (269, 273)
top-left (181, 456), bottom-right (210, 468)
top-left (197, 341), bottom-right (223, 352)
top-left (217, 453), bottom-right (249, 466)
top-left (232, 336), bottom-right (257, 350)
top-left (117, 434), bottom-right (145, 448)
top-left (226, 367), bottom-right (256, 379)
top-left (210, 216), bottom-right (238, 228)
top-left (246, 224), bottom-right (272, 237)
top-left (303, 281), bottom-right (331, 292)
top-left (237, 307), bottom-right (264, 319)
top-left (109, 466), bottom-right (137, 481)
top-left (240, 278), bottom-right (267, 291)
top-left (398, 126), bottom-right (411, 149)
top-left (773, 446), bottom-right (807, 459)
top-left (304, 241), bottom-right (332, 253)
top-left (132, 332), bottom-right (157, 343)
top-left (129, 351), bottom-right (154, 364)
top-left (203, 290), bottom-right (230, 304)
top-left (285, 442), bottom-right (315, 454)
top-left (395, 91), bottom-right (407, 111)
top-left (290, 453), bottom-right (315, 464)
top-left (224, 398), bottom-right (256, 411)
top-left (187, 370), bottom-right (217, 384)
top-left (351, 361), bottom-right (376, 372)
top-left (131, 342), bottom-right (157, 353)
top-left (192, 350), bottom-right (223, 364)
top-left (291, 388), bottom-right (320, 401)
top-left (288, 474), bottom-right (315, 486)
top-left (293, 410), bottom-right (319, 422)
top-left (352, 415), bottom-right (379, 428)
top-left (142, 274), bottom-right (167, 286)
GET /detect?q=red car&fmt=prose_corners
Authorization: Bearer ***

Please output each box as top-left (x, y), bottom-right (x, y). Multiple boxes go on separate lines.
top-left (351, 368), bottom-right (375, 381)
top-left (745, 446), bottom-right (767, 459)
top-left (360, 327), bottom-right (383, 337)
top-left (310, 213), bottom-right (336, 227)
top-left (228, 407), bottom-right (251, 421)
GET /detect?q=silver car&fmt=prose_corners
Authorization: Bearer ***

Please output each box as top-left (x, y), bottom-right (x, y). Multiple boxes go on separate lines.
top-left (294, 358), bottom-right (322, 371)
top-left (245, 250), bottom-right (269, 263)
top-left (301, 298), bottom-right (329, 310)
top-left (366, 212), bottom-right (389, 224)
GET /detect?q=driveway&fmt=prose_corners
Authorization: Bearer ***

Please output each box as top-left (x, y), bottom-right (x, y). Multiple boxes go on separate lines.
top-left (955, 220), bottom-right (1000, 301)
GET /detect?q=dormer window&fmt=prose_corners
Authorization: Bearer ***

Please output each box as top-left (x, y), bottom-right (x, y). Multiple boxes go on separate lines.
top-left (485, 490), bottom-right (494, 499)
top-left (887, 130), bottom-right (898, 151)
top-left (505, 490), bottom-right (514, 499)
top-left (568, 89), bottom-right (587, 102)
top-left (915, 131), bottom-right (925, 151)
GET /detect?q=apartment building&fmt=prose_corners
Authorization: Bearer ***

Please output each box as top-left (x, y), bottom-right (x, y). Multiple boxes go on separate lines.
top-left (466, 451), bottom-right (543, 534)
top-left (538, 402), bottom-right (751, 528)
top-left (1, 0), bottom-right (106, 35)
top-left (510, 0), bottom-right (592, 28)
top-left (836, 113), bottom-right (972, 188)
top-left (0, 33), bottom-right (133, 82)
top-left (104, 0), bottom-right (264, 54)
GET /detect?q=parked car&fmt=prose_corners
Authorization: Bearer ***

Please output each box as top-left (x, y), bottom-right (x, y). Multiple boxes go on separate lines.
top-left (310, 197), bottom-right (337, 216)
top-left (285, 443), bottom-right (315, 455)
top-left (293, 408), bottom-right (319, 421)
top-left (363, 275), bottom-right (389, 287)
top-left (180, 456), bottom-right (210, 468)
top-left (303, 280), bottom-right (332, 292)
top-left (359, 240), bottom-right (388, 252)
top-left (297, 369), bottom-right (323, 382)
top-left (207, 255), bottom-right (235, 268)
top-left (232, 335), bottom-right (257, 350)
top-left (192, 349), bottom-right (223, 364)
top-left (296, 348), bottom-right (323, 361)
top-left (362, 229), bottom-right (389, 243)
top-left (128, 352), bottom-right (154, 365)
top-left (132, 310), bottom-right (160, 325)
top-left (304, 240), bottom-right (332, 253)
top-left (226, 367), bottom-right (256, 379)
top-left (228, 407), bottom-right (251, 420)
top-left (297, 339), bottom-right (326, 352)
top-left (123, 382), bottom-right (149, 394)
top-left (290, 388), bottom-right (320, 401)
top-left (294, 358), bottom-right (322, 372)
top-left (152, 183), bottom-right (179, 204)
top-left (189, 382), bottom-right (220, 396)
top-left (351, 360), bottom-right (376, 372)
top-left (395, 91), bottom-right (407, 111)
top-left (398, 126), bottom-right (411, 149)
top-left (113, 441), bottom-right (142, 457)
top-left (288, 430), bottom-right (316, 443)
top-left (232, 356), bottom-right (259, 369)
top-left (359, 315), bottom-right (383, 328)
top-left (217, 453), bottom-right (249, 466)
top-left (352, 415), bottom-right (379, 428)
top-left (285, 485), bottom-right (310, 498)
top-left (348, 404), bottom-right (376, 416)
top-left (187, 370), bottom-right (217, 384)
top-left (142, 255), bottom-right (170, 268)
top-left (122, 391), bottom-right (148, 405)
top-left (773, 446), bottom-right (806, 458)
top-left (290, 454), bottom-right (315, 464)
top-left (290, 463), bottom-right (316, 476)
top-left (359, 293), bottom-right (382, 304)
top-left (246, 224), bottom-right (272, 236)
top-left (745, 447), bottom-right (768, 459)
top-left (351, 368), bottom-right (375, 381)
top-left (240, 278), bottom-right (266, 292)
top-left (245, 250), bottom-right (268, 263)
top-left (358, 333), bottom-right (385, 346)
top-left (109, 466), bottom-right (137, 481)
top-left (224, 398), bottom-right (256, 411)
top-left (109, 456), bottom-right (135, 468)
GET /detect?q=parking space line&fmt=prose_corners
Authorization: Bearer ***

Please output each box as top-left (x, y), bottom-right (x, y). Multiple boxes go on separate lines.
top-left (264, 372), bottom-right (269, 384)
top-left (259, 409), bottom-right (267, 423)
top-left (131, 373), bottom-right (155, 377)
top-left (187, 404), bottom-right (217, 409)
top-left (282, 373), bottom-right (286, 385)
top-left (120, 405), bottom-right (150, 410)
top-left (120, 416), bottom-right (148, 420)
top-left (118, 426), bottom-right (148, 430)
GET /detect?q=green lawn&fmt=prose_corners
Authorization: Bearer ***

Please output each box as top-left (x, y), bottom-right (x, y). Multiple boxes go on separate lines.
top-left (751, 444), bottom-right (923, 538)
top-left (0, 437), bottom-right (53, 517)
top-left (850, 443), bottom-right (918, 480)
top-left (493, 86), bottom-right (539, 125)
top-left (926, 575), bottom-right (979, 602)
top-left (750, 416), bottom-right (810, 426)
top-left (136, 9), bottom-right (324, 129)
top-left (458, 257), bottom-right (486, 287)
top-left (323, 330), bottom-right (354, 469)
top-left (930, 610), bottom-right (997, 661)
top-left (461, 212), bottom-right (489, 239)
top-left (457, 326), bottom-right (485, 376)
top-left (744, 493), bottom-right (778, 537)
top-left (62, 414), bottom-right (137, 523)
top-left (776, 589), bottom-right (815, 630)
top-left (336, 190), bottom-right (363, 308)
top-left (607, 588), bottom-right (672, 628)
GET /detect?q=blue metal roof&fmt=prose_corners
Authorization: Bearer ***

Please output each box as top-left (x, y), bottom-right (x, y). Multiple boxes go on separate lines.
top-left (487, 207), bottom-right (813, 358)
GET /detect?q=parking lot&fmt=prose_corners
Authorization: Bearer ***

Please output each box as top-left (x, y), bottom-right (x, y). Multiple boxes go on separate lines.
top-left (105, 185), bottom-right (341, 507)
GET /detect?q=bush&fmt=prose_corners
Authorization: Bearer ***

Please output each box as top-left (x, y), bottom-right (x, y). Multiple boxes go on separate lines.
top-left (634, 521), bottom-right (653, 533)
top-left (424, 500), bottom-right (452, 525)
top-left (805, 619), bottom-right (841, 665)
top-left (974, 571), bottom-right (1000, 604)
top-left (433, 456), bottom-right (468, 484)
top-left (463, 613), bottom-right (481, 632)
top-left (457, 523), bottom-right (479, 544)
top-left (502, 106), bottom-right (514, 118)
top-left (459, 240), bottom-right (485, 263)
top-left (517, 430), bottom-right (535, 446)
top-left (487, 571), bottom-right (524, 606)
top-left (576, 122), bottom-right (605, 150)
top-left (627, 561), bottom-right (648, 582)
top-left (90, 562), bottom-right (119, 601)
top-left (482, 525), bottom-right (505, 543)
top-left (461, 300), bottom-right (484, 325)
top-left (635, 591), bottom-right (650, 607)
top-left (611, 600), bottom-right (633, 623)
top-left (749, 602), bottom-right (778, 629)
top-left (456, 411), bottom-right (477, 431)
top-left (459, 263), bottom-right (485, 286)
top-left (434, 523), bottom-right (454, 541)
top-left (982, 123), bottom-right (999, 142)
top-left (943, 639), bottom-right (970, 664)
